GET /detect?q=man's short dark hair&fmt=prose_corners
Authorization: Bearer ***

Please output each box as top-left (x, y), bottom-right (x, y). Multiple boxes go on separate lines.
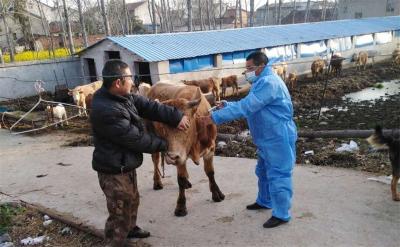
top-left (246, 51), bottom-right (269, 66)
top-left (102, 59), bottom-right (129, 89)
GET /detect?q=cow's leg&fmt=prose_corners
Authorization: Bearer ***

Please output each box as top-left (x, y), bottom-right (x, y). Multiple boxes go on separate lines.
top-left (391, 175), bottom-right (400, 201)
top-left (203, 152), bottom-right (225, 202)
top-left (152, 152), bottom-right (163, 190)
top-left (175, 164), bottom-right (191, 216)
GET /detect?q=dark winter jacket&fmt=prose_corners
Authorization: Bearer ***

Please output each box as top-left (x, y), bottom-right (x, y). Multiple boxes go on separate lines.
top-left (90, 87), bottom-right (183, 174)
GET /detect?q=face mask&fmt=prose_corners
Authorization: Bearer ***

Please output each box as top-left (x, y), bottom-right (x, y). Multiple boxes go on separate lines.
top-left (245, 71), bottom-right (257, 83)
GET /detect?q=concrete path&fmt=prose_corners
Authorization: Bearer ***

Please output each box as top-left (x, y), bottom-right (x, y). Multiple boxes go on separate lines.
top-left (0, 130), bottom-right (399, 246)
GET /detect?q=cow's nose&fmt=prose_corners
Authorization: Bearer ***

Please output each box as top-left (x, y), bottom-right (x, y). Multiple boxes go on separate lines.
top-left (167, 152), bottom-right (180, 160)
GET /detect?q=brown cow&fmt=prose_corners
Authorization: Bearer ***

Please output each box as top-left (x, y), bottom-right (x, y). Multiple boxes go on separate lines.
top-left (182, 78), bottom-right (221, 101)
top-left (272, 62), bottom-right (288, 81)
top-left (221, 75), bottom-right (239, 98)
top-left (329, 54), bottom-right (346, 77)
top-left (147, 83), bottom-right (224, 216)
top-left (311, 58), bottom-right (326, 82)
top-left (352, 51), bottom-right (368, 70)
top-left (393, 55), bottom-right (400, 67)
top-left (68, 80), bottom-right (103, 111)
top-left (287, 72), bottom-right (297, 90)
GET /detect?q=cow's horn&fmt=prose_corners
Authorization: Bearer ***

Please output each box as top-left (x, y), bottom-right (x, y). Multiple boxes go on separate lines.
top-left (187, 98), bottom-right (201, 108)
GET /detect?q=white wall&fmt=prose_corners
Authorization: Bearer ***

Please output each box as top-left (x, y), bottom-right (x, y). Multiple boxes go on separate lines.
top-left (0, 58), bottom-right (83, 100)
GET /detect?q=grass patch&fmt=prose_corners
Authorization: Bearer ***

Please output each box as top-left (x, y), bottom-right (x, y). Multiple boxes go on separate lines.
top-left (374, 83), bottom-right (384, 89)
top-left (0, 203), bottom-right (24, 234)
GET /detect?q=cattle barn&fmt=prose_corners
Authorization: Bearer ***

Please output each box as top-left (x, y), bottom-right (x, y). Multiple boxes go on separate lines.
top-left (78, 16), bottom-right (400, 85)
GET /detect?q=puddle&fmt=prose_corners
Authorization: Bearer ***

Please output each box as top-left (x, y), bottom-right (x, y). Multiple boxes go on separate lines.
top-left (343, 79), bottom-right (400, 102)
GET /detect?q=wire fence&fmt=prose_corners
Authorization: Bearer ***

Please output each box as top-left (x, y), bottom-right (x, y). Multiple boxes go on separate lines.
top-left (0, 53), bottom-right (397, 85)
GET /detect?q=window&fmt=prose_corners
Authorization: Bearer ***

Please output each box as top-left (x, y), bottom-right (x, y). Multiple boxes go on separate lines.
top-left (375, 32), bottom-right (392, 45)
top-left (395, 30), bottom-right (400, 38)
top-left (299, 41), bottom-right (327, 58)
top-left (265, 45), bottom-right (296, 61)
top-left (354, 34), bottom-right (374, 48)
top-left (13, 33), bottom-right (17, 40)
top-left (222, 49), bottom-right (259, 65)
top-left (105, 51), bottom-right (120, 60)
top-left (328, 37), bottom-right (352, 52)
top-left (169, 55), bottom-right (215, 74)
top-left (355, 12), bottom-right (362, 19)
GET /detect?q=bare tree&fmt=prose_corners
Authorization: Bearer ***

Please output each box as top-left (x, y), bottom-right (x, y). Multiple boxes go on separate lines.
top-left (77, 0), bottom-right (88, 47)
top-left (150, 0), bottom-right (157, 33)
top-left (277, 0), bottom-right (282, 24)
top-left (234, 0), bottom-right (238, 28)
top-left (62, 0), bottom-right (74, 54)
top-left (0, 0), bottom-right (14, 62)
top-left (305, 0), bottom-right (311, 23)
top-left (321, 0), bottom-right (327, 21)
top-left (122, 0), bottom-right (129, 34)
top-left (292, 0), bottom-right (296, 24)
top-left (263, 0), bottom-right (269, 25)
top-left (36, 0), bottom-right (55, 57)
top-left (100, 0), bottom-right (110, 35)
top-left (331, 0), bottom-right (338, 20)
top-left (206, 0), bottom-right (211, 30)
top-left (219, 0), bottom-right (222, 29)
top-left (187, 0), bottom-right (193, 31)
top-left (167, 0), bottom-right (173, 32)
top-left (56, 0), bottom-right (68, 49)
top-left (249, 0), bottom-right (254, 27)
top-left (239, 0), bottom-right (243, 28)
top-left (274, 0), bottom-right (277, 24)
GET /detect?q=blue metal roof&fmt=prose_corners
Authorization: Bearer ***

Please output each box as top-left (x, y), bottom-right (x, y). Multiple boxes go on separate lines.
top-left (90, 16), bottom-right (400, 62)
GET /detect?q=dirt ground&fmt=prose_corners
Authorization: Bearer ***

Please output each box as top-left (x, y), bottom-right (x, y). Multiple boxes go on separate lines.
top-left (0, 203), bottom-right (106, 247)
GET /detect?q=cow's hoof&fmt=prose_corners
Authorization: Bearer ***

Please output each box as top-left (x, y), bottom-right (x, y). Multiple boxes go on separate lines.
top-left (393, 194), bottom-right (400, 201)
top-left (153, 183), bottom-right (163, 190)
top-left (174, 207), bottom-right (188, 217)
top-left (212, 191), bottom-right (225, 202)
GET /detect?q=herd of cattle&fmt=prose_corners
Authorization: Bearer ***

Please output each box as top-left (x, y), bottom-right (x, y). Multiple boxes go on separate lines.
top-left (40, 47), bottom-right (400, 216)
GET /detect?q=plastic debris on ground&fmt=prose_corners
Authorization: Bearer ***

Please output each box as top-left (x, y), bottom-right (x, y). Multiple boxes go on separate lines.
top-left (304, 150), bottom-right (314, 156)
top-left (367, 175), bottom-right (398, 185)
top-left (43, 219), bottom-right (53, 227)
top-left (335, 140), bottom-right (359, 153)
top-left (20, 236), bottom-right (49, 246)
top-left (60, 227), bottom-right (72, 235)
top-left (217, 141), bottom-right (227, 149)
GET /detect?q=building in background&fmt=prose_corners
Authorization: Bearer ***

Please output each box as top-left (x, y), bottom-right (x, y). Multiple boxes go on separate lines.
top-left (338, 0), bottom-right (400, 20)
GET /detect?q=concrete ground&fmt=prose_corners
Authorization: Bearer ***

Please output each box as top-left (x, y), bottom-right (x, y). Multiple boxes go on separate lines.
top-left (0, 129), bottom-right (399, 247)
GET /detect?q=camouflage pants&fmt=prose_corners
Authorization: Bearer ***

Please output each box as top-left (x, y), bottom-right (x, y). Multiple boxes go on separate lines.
top-left (98, 170), bottom-right (139, 247)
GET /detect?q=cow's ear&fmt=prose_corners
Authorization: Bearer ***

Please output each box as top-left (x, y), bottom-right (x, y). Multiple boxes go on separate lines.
top-left (67, 89), bottom-right (72, 96)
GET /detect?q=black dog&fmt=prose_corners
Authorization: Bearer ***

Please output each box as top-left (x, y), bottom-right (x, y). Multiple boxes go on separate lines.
top-left (367, 126), bottom-right (400, 201)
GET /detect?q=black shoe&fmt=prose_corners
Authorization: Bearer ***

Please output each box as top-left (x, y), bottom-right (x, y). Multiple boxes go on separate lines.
top-left (263, 216), bottom-right (288, 228)
top-left (127, 226), bottom-right (150, 239)
top-left (246, 202), bottom-right (271, 210)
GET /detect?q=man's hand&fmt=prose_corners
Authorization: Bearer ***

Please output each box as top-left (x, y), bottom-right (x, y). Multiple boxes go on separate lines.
top-left (177, 115), bottom-right (190, 130)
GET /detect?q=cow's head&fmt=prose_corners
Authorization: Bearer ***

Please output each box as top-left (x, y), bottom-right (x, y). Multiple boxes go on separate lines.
top-left (151, 89), bottom-right (215, 166)
top-left (68, 89), bottom-right (82, 103)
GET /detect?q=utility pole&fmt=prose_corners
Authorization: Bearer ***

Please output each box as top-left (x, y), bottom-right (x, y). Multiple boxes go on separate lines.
top-left (249, 0), bottom-right (254, 27)
top-left (100, 0), bottom-right (110, 36)
top-left (199, 0), bottom-right (203, 31)
top-left (234, 0), bottom-right (238, 28)
top-left (0, 0), bottom-right (14, 62)
top-left (77, 0), bottom-right (88, 47)
top-left (122, 0), bottom-right (129, 34)
top-left (187, 0), bottom-right (193, 31)
top-left (62, 0), bottom-right (75, 54)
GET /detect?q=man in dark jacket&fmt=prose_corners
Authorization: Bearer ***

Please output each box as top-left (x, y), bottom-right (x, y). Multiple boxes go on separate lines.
top-left (90, 60), bottom-right (189, 247)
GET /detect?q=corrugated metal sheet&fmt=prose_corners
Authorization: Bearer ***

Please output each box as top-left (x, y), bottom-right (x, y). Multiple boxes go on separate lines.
top-left (91, 16), bottom-right (400, 62)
